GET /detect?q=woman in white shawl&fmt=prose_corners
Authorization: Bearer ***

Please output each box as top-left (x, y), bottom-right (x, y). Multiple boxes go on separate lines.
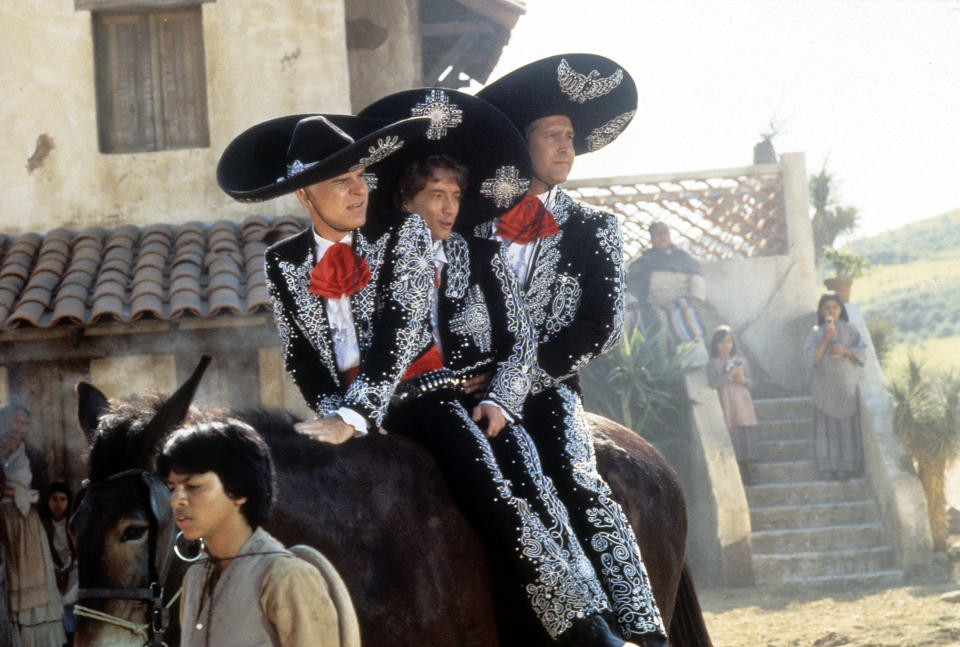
top-left (1, 404), bottom-right (65, 647)
top-left (803, 295), bottom-right (867, 480)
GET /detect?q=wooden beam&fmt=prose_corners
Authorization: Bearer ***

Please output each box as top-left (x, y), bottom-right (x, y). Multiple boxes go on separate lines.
top-left (452, 0), bottom-right (524, 30)
top-left (76, 0), bottom-right (213, 11)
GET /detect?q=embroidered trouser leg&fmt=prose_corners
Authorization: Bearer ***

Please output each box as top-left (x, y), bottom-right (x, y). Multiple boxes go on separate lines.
top-left (384, 391), bottom-right (608, 639)
top-left (523, 383), bottom-right (666, 640)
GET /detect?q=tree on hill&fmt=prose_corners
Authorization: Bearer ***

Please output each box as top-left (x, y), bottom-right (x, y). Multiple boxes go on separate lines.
top-left (810, 163), bottom-right (859, 266)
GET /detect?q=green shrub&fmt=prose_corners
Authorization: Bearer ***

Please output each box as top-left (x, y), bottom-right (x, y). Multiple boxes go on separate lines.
top-left (580, 326), bottom-right (693, 439)
top-left (866, 318), bottom-right (896, 365)
top-left (888, 354), bottom-right (960, 550)
top-left (822, 246), bottom-right (871, 279)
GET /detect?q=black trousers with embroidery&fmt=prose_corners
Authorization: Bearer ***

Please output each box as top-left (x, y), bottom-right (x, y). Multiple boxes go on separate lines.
top-left (521, 383), bottom-right (667, 641)
top-left (383, 390), bottom-right (607, 640)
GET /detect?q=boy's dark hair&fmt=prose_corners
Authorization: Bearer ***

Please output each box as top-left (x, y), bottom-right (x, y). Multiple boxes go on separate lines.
top-left (395, 154), bottom-right (469, 210)
top-left (157, 420), bottom-right (275, 529)
top-left (709, 325), bottom-right (736, 359)
top-left (816, 293), bottom-right (849, 325)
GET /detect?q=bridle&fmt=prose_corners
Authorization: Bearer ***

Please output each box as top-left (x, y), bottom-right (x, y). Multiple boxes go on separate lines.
top-left (72, 468), bottom-right (182, 647)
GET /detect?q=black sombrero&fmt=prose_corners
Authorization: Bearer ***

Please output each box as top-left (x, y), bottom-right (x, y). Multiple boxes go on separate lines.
top-left (476, 53), bottom-right (637, 155)
top-left (216, 114), bottom-right (432, 202)
top-left (358, 88), bottom-right (533, 230)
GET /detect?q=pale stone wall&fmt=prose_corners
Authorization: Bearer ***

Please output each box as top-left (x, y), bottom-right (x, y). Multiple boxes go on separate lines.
top-left (89, 354), bottom-right (178, 401)
top-left (259, 346), bottom-right (315, 420)
top-left (683, 372), bottom-right (753, 586)
top-left (700, 153), bottom-right (819, 395)
top-left (847, 303), bottom-right (933, 572)
top-left (345, 0), bottom-right (421, 112)
top-left (0, 0), bottom-right (351, 235)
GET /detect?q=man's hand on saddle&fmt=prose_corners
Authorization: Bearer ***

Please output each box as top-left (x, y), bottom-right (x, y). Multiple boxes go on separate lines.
top-left (472, 402), bottom-right (506, 439)
top-left (294, 416), bottom-right (355, 444)
top-left (462, 372), bottom-right (492, 398)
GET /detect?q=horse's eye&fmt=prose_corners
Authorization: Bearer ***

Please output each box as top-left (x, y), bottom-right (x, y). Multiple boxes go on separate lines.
top-left (120, 525), bottom-right (148, 542)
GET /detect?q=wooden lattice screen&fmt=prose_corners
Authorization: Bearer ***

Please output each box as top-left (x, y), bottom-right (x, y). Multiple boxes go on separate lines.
top-left (565, 163), bottom-right (788, 263)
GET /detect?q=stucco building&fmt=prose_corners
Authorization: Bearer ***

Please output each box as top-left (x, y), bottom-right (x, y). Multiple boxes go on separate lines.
top-left (0, 0), bottom-right (524, 489)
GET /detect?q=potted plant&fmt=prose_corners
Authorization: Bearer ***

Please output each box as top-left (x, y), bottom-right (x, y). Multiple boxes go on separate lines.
top-left (821, 246), bottom-right (870, 302)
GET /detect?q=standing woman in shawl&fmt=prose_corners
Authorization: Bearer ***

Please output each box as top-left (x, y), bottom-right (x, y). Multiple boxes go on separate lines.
top-left (803, 294), bottom-right (867, 480)
top-left (0, 404), bottom-right (65, 647)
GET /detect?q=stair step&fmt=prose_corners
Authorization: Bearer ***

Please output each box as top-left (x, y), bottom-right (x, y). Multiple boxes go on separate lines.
top-left (757, 439), bottom-right (811, 462)
top-left (752, 546), bottom-right (896, 583)
top-left (754, 397), bottom-right (813, 421)
top-left (764, 569), bottom-right (905, 588)
top-left (751, 460), bottom-right (819, 484)
top-left (746, 479), bottom-right (869, 507)
top-left (756, 418), bottom-right (811, 442)
top-left (751, 500), bottom-right (882, 531)
top-left (751, 523), bottom-right (887, 553)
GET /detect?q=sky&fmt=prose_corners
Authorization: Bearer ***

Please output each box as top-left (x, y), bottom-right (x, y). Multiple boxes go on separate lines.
top-left (482, 0), bottom-right (960, 240)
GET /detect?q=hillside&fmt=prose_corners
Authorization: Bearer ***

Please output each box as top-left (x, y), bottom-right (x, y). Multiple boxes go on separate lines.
top-left (847, 208), bottom-right (960, 265)
top-left (845, 208), bottom-right (960, 363)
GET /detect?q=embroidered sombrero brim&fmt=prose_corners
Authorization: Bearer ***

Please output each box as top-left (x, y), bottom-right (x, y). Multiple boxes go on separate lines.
top-left (476, 53), bottom-right (637, 155)
top-left (217, 114), bottom-right (432, 202)
top-left (358, 88), bottom-right (533, 230)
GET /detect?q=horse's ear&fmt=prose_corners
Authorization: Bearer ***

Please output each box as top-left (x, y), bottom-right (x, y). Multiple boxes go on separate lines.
top-left (76, 381), bottom-right (110, 444)
top-left (140, 356), bottom-right (212, 453)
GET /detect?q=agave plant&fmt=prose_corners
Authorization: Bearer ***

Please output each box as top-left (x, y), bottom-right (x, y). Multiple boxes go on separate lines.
top-left (888, 354), bottom-right (960, 551)
top-left (580, 325), bottom-right (694, 439)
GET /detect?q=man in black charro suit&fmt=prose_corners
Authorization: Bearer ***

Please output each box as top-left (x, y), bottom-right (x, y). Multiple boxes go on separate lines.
top-left (218, 106), bottom-right (627, 647)
top-left (475, 54), bottom-right (669, 647)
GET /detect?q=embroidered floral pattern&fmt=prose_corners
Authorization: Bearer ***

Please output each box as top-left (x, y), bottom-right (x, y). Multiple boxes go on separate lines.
top-left (443, 233), bottom-right (469, 299)
top-left (355, 135), bottom-right (404, 168)
top-left (556, 384), bottom-right (666, 638)
top-left (411, 89), bottom-right (463, 140)
top-left (447, 403), bottom-right (608, 638)
top-left (363, 172), bottom-right (378, 190)
top-left (276, 256), bottom-right (340, 386)
top-left (479, 165), bottom-right (531, 209)
top-left (556, 58), bottom-right (624, 104)
top-left (286, 158), bottom-right (319, 178)
top-left (486, 248), bottom-right (534, 416)
top-left (545, 273), bottom-right (582, 335)
top-left (586, 110), bottom-right (636, 152)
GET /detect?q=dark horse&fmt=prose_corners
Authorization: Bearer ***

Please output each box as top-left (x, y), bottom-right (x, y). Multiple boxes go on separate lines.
top-left (71, 360), bottom-right (712, 647)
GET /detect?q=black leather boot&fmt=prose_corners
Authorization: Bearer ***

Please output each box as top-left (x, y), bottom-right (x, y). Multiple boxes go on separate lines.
top-left (562, 614), bottom-right (633, 647)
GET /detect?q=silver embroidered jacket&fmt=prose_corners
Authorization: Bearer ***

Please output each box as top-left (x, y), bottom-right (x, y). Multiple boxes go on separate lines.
top-left (265, 215), bottom-right (434, 427)
top-left (477, 189), bottom-right (625, 394)
top-left (437, 233), bottom-right (534, 419)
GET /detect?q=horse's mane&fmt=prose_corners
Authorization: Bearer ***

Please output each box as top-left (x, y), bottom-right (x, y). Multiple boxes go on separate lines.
top-left (86, 396), bottom-right (210, 482)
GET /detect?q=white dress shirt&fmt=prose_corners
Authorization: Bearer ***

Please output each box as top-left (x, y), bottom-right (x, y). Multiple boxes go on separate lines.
top-left (313, 230), bottom-right (367, 435)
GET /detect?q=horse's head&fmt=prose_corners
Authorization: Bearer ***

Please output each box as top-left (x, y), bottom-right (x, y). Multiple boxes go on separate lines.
top-left (71, 357), bottom-right (210, 647)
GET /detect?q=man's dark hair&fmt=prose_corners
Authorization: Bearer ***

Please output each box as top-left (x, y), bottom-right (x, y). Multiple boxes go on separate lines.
top-left (648, 221), bottom-right (669, 235)
top-left (395, 154), bottom-right (469, 210)
top-left (157, 420), bottom-right (275, 529)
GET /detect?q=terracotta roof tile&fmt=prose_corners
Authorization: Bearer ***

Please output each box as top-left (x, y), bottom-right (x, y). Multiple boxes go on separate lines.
top-left (0, 215), bottom-right (308, 330)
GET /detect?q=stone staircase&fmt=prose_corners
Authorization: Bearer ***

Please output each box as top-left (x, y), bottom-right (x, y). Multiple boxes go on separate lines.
top-left (747, 397), bottom-right (904, 586)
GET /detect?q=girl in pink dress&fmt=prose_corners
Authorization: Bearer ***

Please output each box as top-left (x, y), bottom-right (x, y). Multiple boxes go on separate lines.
top-left (707, 326), bottom-right (759, 484)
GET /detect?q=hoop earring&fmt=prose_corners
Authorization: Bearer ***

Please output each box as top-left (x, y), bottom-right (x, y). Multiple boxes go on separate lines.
top-left (174, 531), bottom-right (205, 562)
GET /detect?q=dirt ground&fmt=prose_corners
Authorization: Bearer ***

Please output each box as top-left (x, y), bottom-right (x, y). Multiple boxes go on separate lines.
top-left (697, 552), bottom-right (960, 647)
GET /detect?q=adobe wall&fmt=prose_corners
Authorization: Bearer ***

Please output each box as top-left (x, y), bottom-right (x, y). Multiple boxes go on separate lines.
top-left (0, 0), bottom-right (352, 235)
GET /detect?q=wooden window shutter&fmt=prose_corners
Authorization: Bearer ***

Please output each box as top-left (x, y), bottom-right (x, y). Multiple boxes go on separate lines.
top-left (93, 12), bottom-right (156, 152)
top-left (93, 6), bottom-right (209, 153)
top-left (152, 8), bottom-right (209, 149)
